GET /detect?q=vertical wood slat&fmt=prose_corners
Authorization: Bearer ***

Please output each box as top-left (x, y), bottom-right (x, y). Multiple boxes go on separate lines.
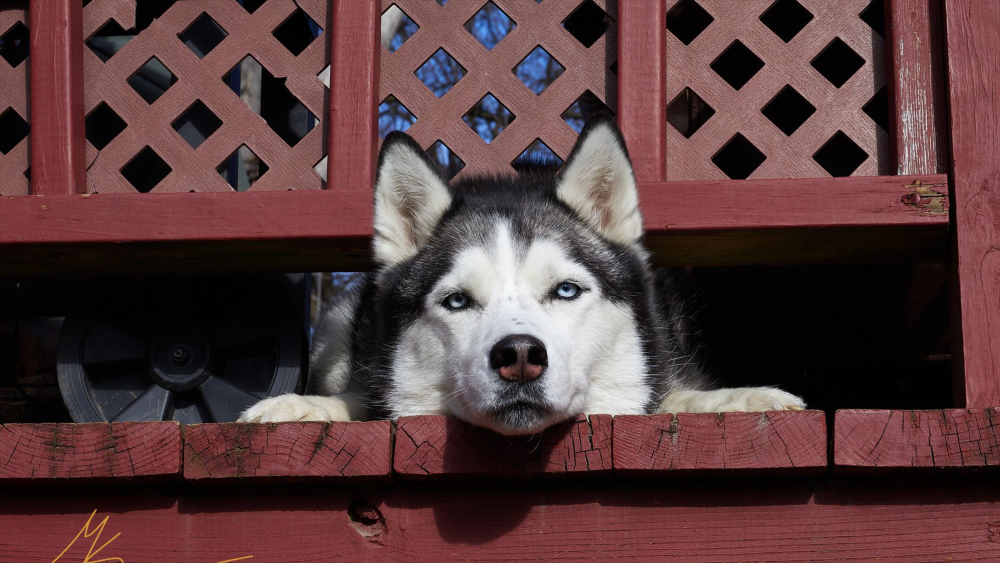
top-left (28, 0), bottom-right (85, 195)
top-left (617, 0), bottom-right (666, 183)
top-left (328, 0), bottom-right (381, 191)
top-left (886, 0), bottom-right (948, 175)
top-left (944, 0), bottom-right (1000, 408)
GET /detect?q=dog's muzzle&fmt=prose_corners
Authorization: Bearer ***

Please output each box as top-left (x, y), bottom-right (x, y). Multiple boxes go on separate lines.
top-left (489, 334), bottom-right (547, 384)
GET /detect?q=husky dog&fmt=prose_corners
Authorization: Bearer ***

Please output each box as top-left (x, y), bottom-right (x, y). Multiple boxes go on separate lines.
top-left (240, 116), bottom-right (805, 434)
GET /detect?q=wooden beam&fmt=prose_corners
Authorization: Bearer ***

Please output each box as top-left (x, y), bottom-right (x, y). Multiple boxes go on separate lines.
top-left (886, 0), bottom-right (948, 175)
top-left (617, 0), bottom-right (667, 182)
top-left (3, 480), bottom-right (1000, 561)
top-left (328, 0), bottom-right (381, 190)
top-left (183, 421), bottom-right (393, 482)
top-left (834, 409), bottom-right (1000, 472)
top-left (28, 0), bottom-right (85, 195)
top-left (0, 422), bottom-right (181, 482)
top-left (614, 411), bottom-right (827, 476)
top-left (393, 415), bottom-right (612, 481)
top-left (0, 173), bottom-right (948, 274)
top-left (944, 0), bottom-right (1000, 407)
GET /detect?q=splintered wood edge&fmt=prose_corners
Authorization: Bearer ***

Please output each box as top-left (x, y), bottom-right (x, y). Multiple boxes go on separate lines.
top-left (613, 411), bottom-right (828, 476)
top-left (0, 422), bottom-right (182, 482)
top-left (182, 421), bottom-right (392, 481)
top-left (393, 414), bottom-right (614, 480)
top-left (834, 409), bottom-right (1000, 472)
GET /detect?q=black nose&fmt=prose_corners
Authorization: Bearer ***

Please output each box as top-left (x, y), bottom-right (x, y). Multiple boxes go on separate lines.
top-left (489, 334), bottom-right (547, 384)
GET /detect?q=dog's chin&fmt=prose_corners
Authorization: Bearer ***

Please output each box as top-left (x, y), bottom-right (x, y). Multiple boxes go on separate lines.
top-left (485, 401), bottom-right (558, 436)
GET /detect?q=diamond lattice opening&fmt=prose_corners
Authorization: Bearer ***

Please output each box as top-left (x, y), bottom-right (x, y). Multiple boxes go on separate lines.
top-left (712, 133), bottom-right (766, 179)
top-left (416, 49), bottom-right (466, 98)
top-left (464, 94), bottom-right (514, 144)
top-left (562, 91), bottom-right (613, 133)
top-left (0, 22), bottom-right (29, 68)
top-left (563, 0), bottom-right (609, 48)
top-left (172, 100), bottom-right (223, 149)
top-left (86, 20), bottom-right (134, 62)
top-left (85, 102), bottom-right (127, 150)
top-left (811, 38), bottom-right (865, 88)
top-left (179, 12), bottom-right (228, 59)
top-left (136, 1), bottom-right (178, 31)
top-left (239, 0), bottom-right (265, 14)
top-left (466, 2), bottom-right (515, 51)
top-left (515, 139), bottom-right (562, 166)
top-left (0, 108), bottom-right (29, 155)
top-left (218, 145), bottom-right (268, 191)
top-left (711, 41), bottom-right (764, 90)
top-left (667, 88), bottom-right (715, 138)
top-left (427, 141), bottom-right (465, 180)
top-left (514, 46), bottom-right (564, 95)
top-left (435, 0), bottom-right (448, 5)
top-left (128, 57), bottom-right (177, 104)
top-left (813, 131), bottom-right (867, 177)
top-left (761, 85), bottom-right (815, 136)
top-left (121, 146), bottom-right (172, 192)
top-left (272, 8), bottom-right (321, 57)
top-left (863, 85), bottom-right (889, 132)
top-left (379, 95), bottom-right (416, 138)
top-left (667, 0), bottom-right (714, 45)
top-left (860, 0), bottom-right (885, 38)
top-left (383, 5), bottom-right (418, 53)
top-left (223, 56), bottom-right (317, 147)
top-left (760, 0), bottom-right (813, 43)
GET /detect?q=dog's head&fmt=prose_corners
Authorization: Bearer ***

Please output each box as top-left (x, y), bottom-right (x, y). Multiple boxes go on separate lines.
top-left (372, 116), bottom-right (654, 434)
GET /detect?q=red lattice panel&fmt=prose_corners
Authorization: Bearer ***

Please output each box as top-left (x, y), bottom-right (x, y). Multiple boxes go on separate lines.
top-left (81, 0), bottom-right (329, 193)
top-left (380, 0), bottom-right (616, 179)
top-left (664, 0), bottom-right (888, 180)
top-left (0, 2), bottom-right (30, 196)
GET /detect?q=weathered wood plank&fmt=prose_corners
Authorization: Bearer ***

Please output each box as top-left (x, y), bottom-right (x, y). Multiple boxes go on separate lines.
top-left (393, 414), bottom-right (612, 480)
top-left (183, 421), bottom-right (392, 481)
top-left (944, 0), bottom-right (1000, 408)
top-left (0, 422), bottom-right (181, 481)
top-left (618, 0), bottom-right (666, 182)
top-left (835, 409), bottom-right (1000, 471)
top-left (28, 0), bottom-right (85, 195)
top-left (3, 480), bottom-right (1000, 562)
top-left (614, 411), bottom-right (827, 476)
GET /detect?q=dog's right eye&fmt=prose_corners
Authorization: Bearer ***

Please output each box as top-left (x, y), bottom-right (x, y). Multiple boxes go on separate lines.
top-left (442, 292), bottom-right (471, 311)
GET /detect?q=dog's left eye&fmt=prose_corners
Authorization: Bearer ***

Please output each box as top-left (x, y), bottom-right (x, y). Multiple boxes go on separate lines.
top-left (554, 282), bottom-right (582, 300)
top-left (442, 292), bottom-right (471, 310)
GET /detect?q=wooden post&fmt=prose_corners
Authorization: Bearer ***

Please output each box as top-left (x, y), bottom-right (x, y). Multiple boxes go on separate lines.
top-left (28, 0), bottom-right (85, 195)
top-left (328, 0), bottom-right (381, 190)
top-left (885, 0), bottom-right (948, 175)
top-left (944, 0), bottom-right (1000, 407)
top-left (617, 0), bottom-right (666, 183)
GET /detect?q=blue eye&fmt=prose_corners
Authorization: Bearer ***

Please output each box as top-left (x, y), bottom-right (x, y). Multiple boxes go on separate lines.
top-left (554, 282), bottom-right (582, 299)
top-left (443, 292), bottom-right (470, 310)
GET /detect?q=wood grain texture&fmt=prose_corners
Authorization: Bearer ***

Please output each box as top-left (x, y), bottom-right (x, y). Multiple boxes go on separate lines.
top-left (0, 422), bottom-right (181, 481)
top-left (393, 414), bottom-right (612, 480)
top-left (0, 3), bottom-right (31, 196)
top-left (29, 0), bottom-right (85, 195)
top-left (328, 0), bottom-right (380, 190)
top-left (944, 1), bottom-right (1000, 408)
top-left (618, 0), bottom-right (666, 182)
top-left (835, 409), bottom-right (1000, 471)
top-left (183, 421), bottom-right (392, 481)
top-left (5, 480), bottom-right (1000, 562)
top-left (615, 411), bottom-right (827, 475)
top-left (0, 173), bottom-right (948, 273)
top-left (886, 0), bottom-right (948, 174)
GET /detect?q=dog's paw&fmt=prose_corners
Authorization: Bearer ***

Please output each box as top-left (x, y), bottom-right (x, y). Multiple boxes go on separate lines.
top-left (237, 394), bottom-right (355, 423)
top-left (720, 387), bottom-right (806, 412)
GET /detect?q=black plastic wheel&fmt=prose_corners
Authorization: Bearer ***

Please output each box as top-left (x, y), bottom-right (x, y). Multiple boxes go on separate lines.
top-left (57, 276), bottom-right (304, 423)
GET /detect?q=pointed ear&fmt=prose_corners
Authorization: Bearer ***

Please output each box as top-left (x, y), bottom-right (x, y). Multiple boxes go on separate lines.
top-left (372, 132), bottom-right (453, 266)
top-left (556, 115), bottom-right (643, 245)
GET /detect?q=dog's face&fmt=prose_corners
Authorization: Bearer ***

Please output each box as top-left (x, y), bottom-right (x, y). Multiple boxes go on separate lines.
top-left (372, 117), bottom-right (652, 434)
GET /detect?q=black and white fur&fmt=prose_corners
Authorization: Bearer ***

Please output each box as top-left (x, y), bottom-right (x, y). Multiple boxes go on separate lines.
top-left (240, 116), bottom-right (805, 434)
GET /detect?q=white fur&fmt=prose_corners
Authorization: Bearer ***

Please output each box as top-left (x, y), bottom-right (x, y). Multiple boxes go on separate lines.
top-left (372, 142), bottom-right (452, 266)
top-left (658, 387), bottom-right (806, 413)
top-left (308, 285), bottom-right (362, 395)
top-left (556, 123), bottom-right (644, 246)
top-left (238, 393), bottom-right (365, 423)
